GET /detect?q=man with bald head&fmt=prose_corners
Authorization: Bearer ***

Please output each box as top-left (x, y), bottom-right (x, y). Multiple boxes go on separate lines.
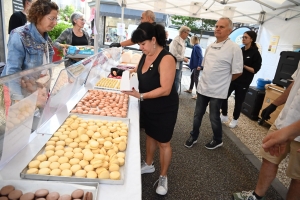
top-left (184, 17), bottom-right (243, 149)
top-left (109, 10), bottom-right (156, 48)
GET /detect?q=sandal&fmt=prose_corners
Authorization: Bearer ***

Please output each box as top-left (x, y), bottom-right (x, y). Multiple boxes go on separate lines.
top-left (192, 95), bottom-right (197, 100)
top-left (184, 90), bottom-right (192, 93)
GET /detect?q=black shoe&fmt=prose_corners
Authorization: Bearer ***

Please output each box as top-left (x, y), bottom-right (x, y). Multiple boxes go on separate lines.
top-left (184, 135), bottom-right (197, 148)
top-left (205, 140), bottom-right (223, 150)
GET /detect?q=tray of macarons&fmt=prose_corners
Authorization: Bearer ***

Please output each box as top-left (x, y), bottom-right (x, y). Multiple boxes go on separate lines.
top-left (20, 114), bottom-right (129, 185)
top-left (70, 89), bottom-right (129, 118)
top-left (0, 180), bottom-right (98, 200)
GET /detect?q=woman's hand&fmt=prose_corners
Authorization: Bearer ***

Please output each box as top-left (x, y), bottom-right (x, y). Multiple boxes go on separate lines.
top-left (62, 47), bottom-right (67, 56)
top-left (197, 66), bottom-right (201, 70)
top-left (122, 87), bottom-right (140, 99)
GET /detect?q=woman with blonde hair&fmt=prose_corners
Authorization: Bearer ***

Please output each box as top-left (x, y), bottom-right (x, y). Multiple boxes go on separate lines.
top-left (184, 36), bottom-right (203, 99)
top-left (169, 26), bottom-right (190, 93)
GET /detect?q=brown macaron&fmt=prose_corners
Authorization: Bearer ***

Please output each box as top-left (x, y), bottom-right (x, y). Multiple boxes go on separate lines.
top-left (0, 185), bottom-right (15, 196)
top-left (71, 189), bottom-right (84, 199)
top-left (35, 189), bottom-right (49, 198)
top-left (46, 192), bottom-right (60, 200)
top-left (58, 194), bottom-right (71, 200)
top-left (20, 192), bottom-right (35, 200)
top-left (8, 190), bottom-right (23, 200)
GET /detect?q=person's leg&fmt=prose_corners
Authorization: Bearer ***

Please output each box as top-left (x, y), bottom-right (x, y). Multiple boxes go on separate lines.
top-left (233, 125), bottom-right (289, 199)
top-left (285, 141), bottom-right (300, 199)
top-left (158, 141), bottom-right (172, 176)
top-left (254, 125), bottom-right (289, 197)
top-left (194, 69), bottom-right (200, 89)
top-left (190, 93), bottom-right (210, 139)
top-left (287, 179), bottom-right (300, 200)
top-left (188, 70), bottom-right (195, 91)
top-left (232, 85), bottom-right (248, 120)
top-left (145, 134), bottom-right (157, 165)
top-left (254, 158), bottom-right (279, 196)
top-left (174, 61), bottom-right (183, 92)
top-left (209, 97), bottom-right (224, 143)
top-left (221, 83), bottom-right (235, 116)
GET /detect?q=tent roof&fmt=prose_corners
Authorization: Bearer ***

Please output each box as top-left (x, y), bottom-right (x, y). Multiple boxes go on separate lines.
top-left (119, 0), bottom-right (300, 24)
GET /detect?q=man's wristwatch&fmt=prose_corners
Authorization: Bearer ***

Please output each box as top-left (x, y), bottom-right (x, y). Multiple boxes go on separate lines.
top-left (140, 93), bottom-right (144, 101)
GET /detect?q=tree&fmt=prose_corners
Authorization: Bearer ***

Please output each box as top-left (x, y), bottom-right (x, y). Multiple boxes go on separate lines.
top-left (59, 5), bottom-right (75, 22)
top-left (171, 15), bottom-right (216, 34)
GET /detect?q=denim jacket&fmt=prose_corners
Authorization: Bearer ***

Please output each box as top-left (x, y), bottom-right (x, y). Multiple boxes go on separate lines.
top-left (1, 23), bottom-right (54, 99)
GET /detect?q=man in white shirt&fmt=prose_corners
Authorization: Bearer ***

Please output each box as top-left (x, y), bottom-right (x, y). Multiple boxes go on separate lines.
top-left (233, 62), bottom-right (300, 200)
top-left (169, 26), bottom-right (190, 93)
top-left (184, 17), bottom-right (243, 149)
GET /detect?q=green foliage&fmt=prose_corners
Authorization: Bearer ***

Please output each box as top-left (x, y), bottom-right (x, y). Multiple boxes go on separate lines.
top-left (171, 16), bottom-right (217, 34)
top-left (59, 5), bottom-right (75, 22)
top-left (48, 22), bottom-right (72, 41)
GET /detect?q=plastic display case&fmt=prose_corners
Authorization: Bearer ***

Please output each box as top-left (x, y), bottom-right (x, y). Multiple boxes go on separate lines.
top-left (0, 48), bottom-right (122, 167)
top-left (0, 48), bottom-right (142, 200)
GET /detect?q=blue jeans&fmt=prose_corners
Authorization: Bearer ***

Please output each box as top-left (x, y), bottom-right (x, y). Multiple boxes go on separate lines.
top-left (175, 61), bottom-right (183, 93)
top-left (190, 93), bottom-right (223, 143)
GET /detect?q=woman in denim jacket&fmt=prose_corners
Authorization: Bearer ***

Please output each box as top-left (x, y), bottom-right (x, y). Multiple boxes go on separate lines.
top-left (1, 0), bottom-right (59, 101)
top-left (53, 12), bottom-right (90, 67)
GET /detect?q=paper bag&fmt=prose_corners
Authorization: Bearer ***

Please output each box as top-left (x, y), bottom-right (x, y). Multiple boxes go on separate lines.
top-left (120, 71), bottom-right (139, 91)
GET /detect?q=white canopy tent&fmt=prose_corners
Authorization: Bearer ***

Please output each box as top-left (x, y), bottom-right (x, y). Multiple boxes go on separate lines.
top-left (117, 0), bottom-right (300, 24)
top-left (92, 0), bottom-right (300, 85)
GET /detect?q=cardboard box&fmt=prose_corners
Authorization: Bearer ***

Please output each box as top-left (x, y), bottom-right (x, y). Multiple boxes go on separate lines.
top-left (259, 84), bottom-right (285, 125)
top-left (120, 71), bottom-right (139, 91)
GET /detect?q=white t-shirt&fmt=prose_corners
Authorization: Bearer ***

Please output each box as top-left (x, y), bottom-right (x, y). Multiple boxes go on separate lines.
top-left (197, 39), bottom-right (243, 99)
top-left (274, 61), bottom-right (300, 142)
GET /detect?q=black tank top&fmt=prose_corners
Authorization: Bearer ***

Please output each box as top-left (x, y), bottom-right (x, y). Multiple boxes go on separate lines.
top-left (71, 31), bottom-right (88, 46)
top-left (137, 49), bottom-right (179, 113)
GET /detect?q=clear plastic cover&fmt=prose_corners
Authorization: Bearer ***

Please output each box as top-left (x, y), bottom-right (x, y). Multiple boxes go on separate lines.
top-left (0, 48), bottom-right (122, 166)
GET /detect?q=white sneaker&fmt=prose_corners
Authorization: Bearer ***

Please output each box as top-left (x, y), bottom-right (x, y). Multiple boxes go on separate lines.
top-left (155, 175), bottom-right (168, 195)
top-left (141, 161), bottom-right (155, 174)
top-left (220, 114), bottom-right (229, 123)
top-left (229, 119), bottom-right (238, 128)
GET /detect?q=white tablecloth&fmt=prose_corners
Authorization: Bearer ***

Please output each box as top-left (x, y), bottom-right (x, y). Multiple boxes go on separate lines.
top-left (0, 97), bottom-right (141, 200)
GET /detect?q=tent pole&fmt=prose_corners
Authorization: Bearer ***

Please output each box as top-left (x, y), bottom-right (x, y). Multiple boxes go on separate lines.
top-left (263, 9), bottom-right (289, 23)
top-left (94, 0), bottom-right (101, 53)
top-left (285, 12), bottom-right (300, 21)
top-left (121, 6), bottom-right (124, 42)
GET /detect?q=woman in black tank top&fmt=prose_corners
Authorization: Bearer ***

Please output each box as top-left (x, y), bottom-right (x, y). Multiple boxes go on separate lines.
top-left (53, 12), bottom-right (90, 67)
top-left (122, 22), bottom-right (179, 196)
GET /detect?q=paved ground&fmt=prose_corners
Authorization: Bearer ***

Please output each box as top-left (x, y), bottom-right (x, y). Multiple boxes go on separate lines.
top-left (140, 69), bottom-right (286, 200)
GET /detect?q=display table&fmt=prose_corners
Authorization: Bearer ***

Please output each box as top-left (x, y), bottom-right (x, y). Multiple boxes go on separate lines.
top-left (0, 50), bottom-right (142, 199)
top-left (0, 96), bottom-right (141, 199)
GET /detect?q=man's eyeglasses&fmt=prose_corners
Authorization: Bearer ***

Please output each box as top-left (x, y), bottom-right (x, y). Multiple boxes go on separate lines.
top-left (48, 17), bottom-right (59, 22)
top-left (210, 38), bottom-right (229, 50)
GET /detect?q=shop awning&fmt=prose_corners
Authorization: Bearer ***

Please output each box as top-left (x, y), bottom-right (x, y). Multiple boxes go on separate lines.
top-left (99, 4), bottom-right (166, 23)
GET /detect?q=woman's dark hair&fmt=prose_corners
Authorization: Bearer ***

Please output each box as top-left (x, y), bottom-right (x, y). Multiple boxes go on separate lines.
top-left (27, 0), bottom-right (59, 24)
top-left (131, 22), bottom-right (166, 47)
top-left (244, 30), bottom-right (258, 49)
top-left (23, 0), bottom-right (32, 7)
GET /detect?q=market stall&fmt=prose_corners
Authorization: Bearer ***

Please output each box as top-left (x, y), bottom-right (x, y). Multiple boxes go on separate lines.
top-left (0, 48), bottom-right (142, 199)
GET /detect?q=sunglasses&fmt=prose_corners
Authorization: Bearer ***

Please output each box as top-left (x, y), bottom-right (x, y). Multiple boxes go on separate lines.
top-left (242, 36), bottom-right (249, 39)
